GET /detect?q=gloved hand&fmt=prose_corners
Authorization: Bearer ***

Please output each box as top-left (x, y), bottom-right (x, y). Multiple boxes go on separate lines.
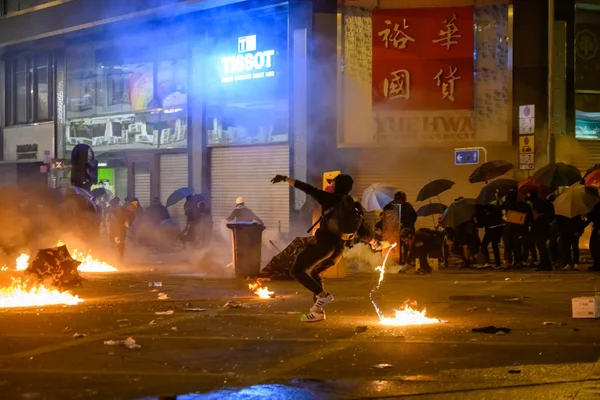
top-left (271, 175), bottom-right (287, 184)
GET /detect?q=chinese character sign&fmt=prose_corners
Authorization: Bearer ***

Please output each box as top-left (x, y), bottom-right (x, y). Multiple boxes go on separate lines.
top-left (372, 7), bottom-right (474, 111)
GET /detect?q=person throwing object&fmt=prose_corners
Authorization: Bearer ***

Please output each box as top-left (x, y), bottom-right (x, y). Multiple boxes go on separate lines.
top-left (272, 173), bottom-right (377, 322)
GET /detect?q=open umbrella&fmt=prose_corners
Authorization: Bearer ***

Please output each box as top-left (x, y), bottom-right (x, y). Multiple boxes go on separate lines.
top-left (553, 183), bottom-right (600, 218)
top-left (517, 177), bottom-right (553, 200)
top-left (416, 203), bottom-right (447, 217)
top-left (477, 179), bottom-right (518, 204)
top-left (469, 160), bottom-right (514, 183)
top-left (361, 183), bottom-right (395, 211)
top-left (584, 163), bottom-right (600, 178)
top-left (441, 198), bottom-right (477, 228)
top-left (585, 169), bottom-right (600, 189)
top-left (25, 245), bottom-right (83, 288)
top-left (533, 162), bottom-right (582, 188)
top-left (166, 187), bottom-right (195, 207)
top-left (416, 179), bottom-right (455, 202)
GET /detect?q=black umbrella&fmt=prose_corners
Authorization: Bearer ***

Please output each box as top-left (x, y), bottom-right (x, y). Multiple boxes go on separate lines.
top-left (532, 162), bottom-right (582, 188)
top-left (166, 187), bottom-right (195, 207)
top-left (469, 160), bottom-right (514, 183)
top-left (417, 203), bottom-right (447, 217)
top-left (441, 198), bottom-right (477, 228)
top-left (25, 245), bottom-right (83, 288)
top-left (416, 179), bottom-right (455, 201)
top-left (584, 163), bottom-right (600, 178)
top-left (477, 179), bottom-right (518, 204)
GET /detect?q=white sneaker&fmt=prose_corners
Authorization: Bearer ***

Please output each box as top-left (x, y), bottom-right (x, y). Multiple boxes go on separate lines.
top-left (562, 265), bottom-right (573, 271)
top-left (301, 311), bottom-right (325, 323)
top-left (311, 293), bottom-right (334, 313)
top-left (573, 264), bottom-right (580, 271)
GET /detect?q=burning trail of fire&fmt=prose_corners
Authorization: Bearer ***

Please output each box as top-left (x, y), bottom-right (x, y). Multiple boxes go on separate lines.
top-left (0, 277), bottom-right (84, 308)
top-left (370, 244), bottom-right (440, 326)
top-left (248, 282), bottom-right (275, 299)
top-left (57, 241), bottom-right (118, 273)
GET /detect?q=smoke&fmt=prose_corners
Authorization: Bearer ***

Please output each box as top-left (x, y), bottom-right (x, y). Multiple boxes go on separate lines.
top-left (344, 243), bottom-right (400, 274)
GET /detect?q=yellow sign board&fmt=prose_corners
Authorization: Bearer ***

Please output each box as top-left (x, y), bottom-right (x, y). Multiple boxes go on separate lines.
top-left (519, 135), bottom-right (534, 154)
top-left (322, 171), bottom-right (341, 191)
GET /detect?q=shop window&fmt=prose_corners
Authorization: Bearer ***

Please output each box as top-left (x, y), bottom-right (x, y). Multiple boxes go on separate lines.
top-left (5, 53), bottom-right (54, 126)
top-left (205, 12), bottom-right (289, 146)
top-left (575, 4), bottom-right (600, 139)
top-left (65, 44), bottom-right (188, 153)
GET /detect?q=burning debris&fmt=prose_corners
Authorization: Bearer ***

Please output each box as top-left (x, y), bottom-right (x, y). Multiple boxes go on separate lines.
top-left (0, 277), bottom-right (83, 308)
top-left (370, 244), bottom-right (441, 326)
top-left (58, 241), bottom-right (117, 273)
top-left (15, 254), bottom-right (29, 271)
top-left (248, 281), bottom-right (275, 299)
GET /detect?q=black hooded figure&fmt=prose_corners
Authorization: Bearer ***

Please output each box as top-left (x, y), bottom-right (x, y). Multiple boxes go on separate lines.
top-left (271, 173), bottom-right (372, 322)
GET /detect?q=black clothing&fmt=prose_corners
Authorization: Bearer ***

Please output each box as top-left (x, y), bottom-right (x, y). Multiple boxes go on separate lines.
top-left (289, 179), bottom-right (371, 295)
top-left (145, 203), bottom-right (170, 226)
top-left (226, 206), bottom-right (264, 225)
top-left (406, 230), bottom-right (440, 272)
top-left (384, 201), bottom-right (417, 230)
top-left (481, 227), bottom-right (503, 265)
top-left (502, 197), bottom-right (531, 266)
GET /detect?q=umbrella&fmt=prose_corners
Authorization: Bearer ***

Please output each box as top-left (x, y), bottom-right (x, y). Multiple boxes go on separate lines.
top-left (25, 245), bottom-right (83, 288)
top-left (417, 203), bottom-right (447, 217)
top-left (553, 183), bottom-right (600, 218)
top-left (361, 183), bottom-right (395, 211)
top-left (517, 177), bottom-right (553, 201)
top-left (584, 163), bottom-right (600, 178)
top-left (477, 179), bottom-right (518, 204)
top-left (532, 162), bottom-right (582, 188)
top-left (63, 186), bottom-right (93, 199)
top-left (441, 198), bottom-right (477, 228)
top-left (166, 187), bottom-right (195, 207)
top-left (469, 160), bottom-right (514, 183)
top-left (90, 187), bottom-right (113, 199)
top-left (584, 169), bottom-right (600, 189)
top-left (416, 179), bottom-right (455, 201)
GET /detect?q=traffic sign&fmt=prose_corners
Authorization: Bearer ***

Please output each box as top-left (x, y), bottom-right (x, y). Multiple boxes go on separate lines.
top-left (454, 149), bottom-right (480, 165)
top-left (519, 104), bottom-right (535, 135)
top-left (519, 135), bottom-right (534, 153)
top-left (519, 154), bottom-right (535, 170)
top-left (52, 159), bottom-right (67, 169)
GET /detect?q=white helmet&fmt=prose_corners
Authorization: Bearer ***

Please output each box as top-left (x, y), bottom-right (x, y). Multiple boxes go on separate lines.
top-left (235, 197), bottom-right (244, 205)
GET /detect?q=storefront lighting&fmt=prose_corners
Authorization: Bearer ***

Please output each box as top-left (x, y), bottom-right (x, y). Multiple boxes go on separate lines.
top-left (98, 162), bottom-right (107, 167)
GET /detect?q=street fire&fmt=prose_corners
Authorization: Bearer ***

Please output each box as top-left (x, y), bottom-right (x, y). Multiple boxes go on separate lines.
top-left (379, 301), bottom-right (440, 326)
top-left (0, 277), bottom-right (83, 308)
top-left (248, 282), bottom-right (275, 299)
top-left (370, 244), bottom-right (441, 326)
top-left (57, 241), bottom-right (118, 273)
top-left (15, 254), bottom-right (30, 271)
top-left (70, 250), bottom-right (118, 273)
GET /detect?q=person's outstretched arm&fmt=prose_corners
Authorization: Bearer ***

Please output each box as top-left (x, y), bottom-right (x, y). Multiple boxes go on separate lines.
top-left (271, 175), bottom-right (332, 206)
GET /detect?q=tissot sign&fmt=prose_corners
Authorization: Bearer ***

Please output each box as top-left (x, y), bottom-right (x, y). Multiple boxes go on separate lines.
top-left (220, 35), bottom-right (276, 83)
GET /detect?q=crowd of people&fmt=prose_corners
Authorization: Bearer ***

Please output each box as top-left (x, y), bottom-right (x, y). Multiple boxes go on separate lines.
top-left (375, 188), bottom-right (600, 274)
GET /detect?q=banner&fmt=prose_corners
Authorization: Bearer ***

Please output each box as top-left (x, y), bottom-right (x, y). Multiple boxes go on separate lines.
top-left (372, 7), bottom-right (474, 111)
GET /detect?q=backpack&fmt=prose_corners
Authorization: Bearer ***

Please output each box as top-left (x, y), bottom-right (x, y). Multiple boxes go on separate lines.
top-left (325, 195), bottom-right (364, 241)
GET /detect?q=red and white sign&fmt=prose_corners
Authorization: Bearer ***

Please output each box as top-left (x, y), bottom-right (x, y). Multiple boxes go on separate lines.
top-left (52, 159), bottom-right (67, 170)
top-left (372, 7), bottom-right (474, 111)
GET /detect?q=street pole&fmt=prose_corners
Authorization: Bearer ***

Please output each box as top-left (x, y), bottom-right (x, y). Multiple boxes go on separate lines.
top-left (547, 0), bottom-right (556, 165)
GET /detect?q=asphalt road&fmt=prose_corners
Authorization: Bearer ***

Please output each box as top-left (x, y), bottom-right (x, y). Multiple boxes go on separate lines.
top-left (2, 269), bottom-right (600, 400)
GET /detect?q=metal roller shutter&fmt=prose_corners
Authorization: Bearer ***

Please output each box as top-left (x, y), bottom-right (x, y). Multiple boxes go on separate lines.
top-left (160, 153), bottom-right (189, 228)
top-left (115, 168), bottom-right (128, 200)
top-left (133, 167), bottom-right (151, 208)
top-left (211, 145), bottom-right (290, 232)
top-left (350, 148), bottom-right (486, 230)
top-left (575, 140), bottom-right (600, 172)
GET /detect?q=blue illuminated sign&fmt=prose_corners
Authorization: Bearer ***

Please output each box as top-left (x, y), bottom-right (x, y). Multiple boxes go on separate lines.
top-left (220, 35), bottom-right (276, 83)
top-left (455, 149), bottom-right (479, 165)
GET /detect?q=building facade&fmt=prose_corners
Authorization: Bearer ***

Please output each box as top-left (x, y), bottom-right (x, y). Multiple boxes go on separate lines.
top-left (0, 0), bottom-right (337, 233)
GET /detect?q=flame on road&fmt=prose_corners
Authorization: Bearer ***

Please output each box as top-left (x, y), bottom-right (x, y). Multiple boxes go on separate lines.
top-left (0, 278), bottom-right (83, 308)
top-left (248, 282), bottom-right (275, 299)
top-left (70, 250), bottom-right (118, 273)
top-left (380, 301), bottom-right (440, 326)
top-left (370, 244), bottom-right (441, 326)
top-left (15, 254), bottom-right (30, 271)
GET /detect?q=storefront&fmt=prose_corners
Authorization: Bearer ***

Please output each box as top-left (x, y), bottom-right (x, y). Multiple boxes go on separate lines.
top-left (59, 24), bottom-right (190, 214)
top-left (339, 1), bottom-right (514, 227)
top-left (574, 2), bottom-right (600, 168)
top-left (205, 7), bottom-right (291, 231)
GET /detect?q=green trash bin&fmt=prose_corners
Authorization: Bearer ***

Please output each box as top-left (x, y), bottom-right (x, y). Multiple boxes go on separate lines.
top-left (227, 222), bottom-right (265, 277)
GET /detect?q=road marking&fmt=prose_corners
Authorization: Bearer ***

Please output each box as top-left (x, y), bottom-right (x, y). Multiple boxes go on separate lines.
top-left (0, 367), bottom-right (228, 378)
